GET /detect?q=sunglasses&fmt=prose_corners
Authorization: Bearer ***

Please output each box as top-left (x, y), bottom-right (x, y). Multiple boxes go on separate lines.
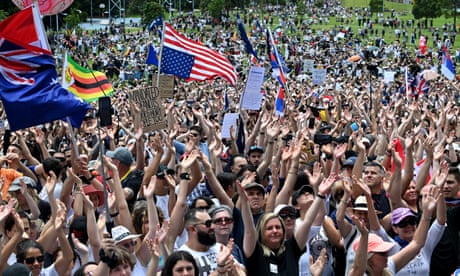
top-left (195, 219), bottom-right (213, 228)
top-left (190, 132), bottom-right (199, 137)
top-left (213, 217), bottom-right (233, 225)
top-left (249, 145), bottom-right (263, 152)
top-left (395, 217), bottom-right (417, 228)
top-left (120, 240), bottom-right (137, 249)
top-left (25, 255), bottom-right (45, 264)
top-left (279, 212), bottom-right (296, 220)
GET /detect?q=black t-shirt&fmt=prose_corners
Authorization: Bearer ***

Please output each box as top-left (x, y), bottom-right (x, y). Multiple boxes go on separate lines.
top-left (121, 168), bottom-right (144, 211)
top-left (430, 203), bottom-right (460, 276)
top-left (246, 238), bottom-right (305, 275)
top-left (372, 189), bottom-right (391, 219)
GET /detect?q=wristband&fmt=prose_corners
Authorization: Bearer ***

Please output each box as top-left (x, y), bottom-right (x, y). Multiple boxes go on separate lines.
top-left (110, 211), bottom-right (119, 218)
top-left (317, 193), bottom-right (326, 199)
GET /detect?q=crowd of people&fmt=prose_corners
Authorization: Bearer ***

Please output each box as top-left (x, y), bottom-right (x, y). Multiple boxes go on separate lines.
top-left (0, 0), bottom-right (460, 275)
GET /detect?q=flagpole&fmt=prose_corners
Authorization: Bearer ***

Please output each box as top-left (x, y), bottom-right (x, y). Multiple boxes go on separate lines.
top-left (267, 28), bottom-right (290, 97)
top-left (156, 21), bottom-right (167, 88)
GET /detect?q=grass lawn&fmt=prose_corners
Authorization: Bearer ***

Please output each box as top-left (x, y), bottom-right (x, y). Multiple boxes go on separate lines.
top-left (300, 0), bottom-right (460, 49)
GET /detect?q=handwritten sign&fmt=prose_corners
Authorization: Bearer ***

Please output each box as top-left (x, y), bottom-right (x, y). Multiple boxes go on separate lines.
top-left (312, 67), bottom-right (327, 85)
top-left (129, 86), bottom-right (167, 132)
top-left (240, 66), bottom-right (265, 110)
top-left (158, 74), bottom-right (175, 98)
top-left (303, 59), bottom-right (314, 73)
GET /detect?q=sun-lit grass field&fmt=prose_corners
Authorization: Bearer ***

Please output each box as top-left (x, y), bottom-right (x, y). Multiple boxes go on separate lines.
top-left (304, 0), bottom-right (460, 48)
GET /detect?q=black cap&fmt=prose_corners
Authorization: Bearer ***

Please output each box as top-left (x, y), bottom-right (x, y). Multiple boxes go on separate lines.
top-left (291, 185), bottom-right (315, 206)
top-left (247, 145), bottom-right (264, 154)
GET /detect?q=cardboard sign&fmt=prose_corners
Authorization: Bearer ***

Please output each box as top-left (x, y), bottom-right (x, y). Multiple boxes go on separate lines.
top-left (158, 74), bottom-right (175, 98)
top-left (129, 86), bottom-right (167, 132)
top-left (303, 59), bottom-right (314, 73)
top-left (312, 67), bottom-right (327, 85)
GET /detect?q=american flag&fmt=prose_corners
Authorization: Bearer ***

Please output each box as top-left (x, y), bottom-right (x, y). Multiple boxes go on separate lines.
top-left (161, 23), bottom-right (237, 86)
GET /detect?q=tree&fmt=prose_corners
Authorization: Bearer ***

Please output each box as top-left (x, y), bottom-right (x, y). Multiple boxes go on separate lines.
top-left (412, 0), bottom-right (443, 23)
top-left (64, 9), bottom-right (82, 29)
top-left (369, 0), bottom-right (383, 14)
top-left (141, 1), bottom-right (165, 26)
top-left (207, 0), bottom-right (226, 18)
top-left (441, 0), bottom-right (460, 30)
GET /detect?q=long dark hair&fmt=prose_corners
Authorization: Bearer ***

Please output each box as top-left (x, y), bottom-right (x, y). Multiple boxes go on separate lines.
top-left (161, 250), bottom-right (199, 276)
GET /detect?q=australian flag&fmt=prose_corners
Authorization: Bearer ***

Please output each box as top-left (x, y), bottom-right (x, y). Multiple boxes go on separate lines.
top-left (0, 6), bottom-right (90, 131)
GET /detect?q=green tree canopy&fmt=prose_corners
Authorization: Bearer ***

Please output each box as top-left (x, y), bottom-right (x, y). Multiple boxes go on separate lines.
top-left (412, 0), bottom-right (443, 20)
top-left (141, 1), bottom-right (165, 26)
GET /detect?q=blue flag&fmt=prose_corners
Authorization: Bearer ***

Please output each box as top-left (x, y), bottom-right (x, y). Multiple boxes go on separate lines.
top-left (237, 15), bottom-right (258, 60)
top-left (0, 6), bottom-right (91, 131)
top-left (442, 51), bottom-right (456, 80)
top-left (224, 90), bottom-right (229, 112)
top-left (236, 115), bottom-right (245, 154)
top-left (148, 15), bottom-right (163, 32)
top-left (146, 44), bottom-right (159, 66)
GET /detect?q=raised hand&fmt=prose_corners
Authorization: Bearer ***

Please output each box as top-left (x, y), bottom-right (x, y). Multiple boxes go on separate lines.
top-left (144, 176), bottom-right (157, 198)
top-left (351, 214), bottom-right (369, 235)
top-left (353, 175), bottom-right (371, 197)
top-left (217, 239), bottom-right (235, 274)
top-left (318, 172), bottom-right (340, 196)
top-left (72, 233), bottom-right (89, 255)
top-left (434, 160), bottom-right (449, 188)
top-left (334, 143), bottom-right (347, 160)
top-left (309, 248), bottom-right (327, 276)
top-left (45, 171), bottom-right (57, 195)
top-left (305, 162), bottom-right (322, 189)
top-left (0, 198), bottom-right (16, 223)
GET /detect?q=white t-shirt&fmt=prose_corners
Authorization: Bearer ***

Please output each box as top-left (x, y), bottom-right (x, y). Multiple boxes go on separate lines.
top-left (179, 243), bottom-right (220, 276)
top-left (395, 220), bottom-right (446, 276)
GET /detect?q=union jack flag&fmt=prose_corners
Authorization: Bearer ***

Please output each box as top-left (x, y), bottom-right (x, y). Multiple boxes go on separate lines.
top-left (0, 5), bottom-right (90, 131)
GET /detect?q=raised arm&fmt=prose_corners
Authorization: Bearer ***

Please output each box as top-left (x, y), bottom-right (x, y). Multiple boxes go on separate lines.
top-left (53, 201), bottom-right (74, 275)
top-left (82, 192), bottom-right (102, 261)
top-left (295, 172), bottom-right (338, 249)
top-left (0, 202), bottom-right (19, 274)
top-left (336, 177), bottom-right (353, 238)
top-left (137, 177), bottom-right (159, 267)
top-left (275, 139), bottom-right (302, 205)
top-left (388, 142), bottom-right (403, 210)
top-left (18, 178), bottom-right (40, 220)
top-left (103, 156), bottom-right (134, 233)
top-left (240, 174), bottom-right (258, 258)
top-left (141, 135), bottom-right (163, 186)
top-left (391, 185), bottom-right (438, 272)
top-left (200, 151), bottom-right (234, 208)
top-left (348, 215), bottom-right (369, 276)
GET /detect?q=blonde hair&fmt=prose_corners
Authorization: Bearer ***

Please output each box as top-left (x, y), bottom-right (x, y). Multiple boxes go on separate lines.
top-left (256, 212), bottom-right (286, 257)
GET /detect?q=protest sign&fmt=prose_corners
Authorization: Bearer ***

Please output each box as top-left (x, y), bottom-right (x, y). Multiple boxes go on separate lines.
top-left (129, 86), bottom-right (167, 132)
top-left (312, 66), bottom-right (327, 85)
top-left (240, 66), bottom-right (265, 110)
top-left (158, 74), bottom-right (175, 98)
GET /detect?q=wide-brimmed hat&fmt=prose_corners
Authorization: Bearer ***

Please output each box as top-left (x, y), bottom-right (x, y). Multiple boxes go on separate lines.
top-left (111, 225), bottom-right (141, 244)
top-left (82, 184), bottom-right (105, 207)
top-left (8, 176), bottom-right (36, 192)
top-left (352, 196), bottom-right (368, 212)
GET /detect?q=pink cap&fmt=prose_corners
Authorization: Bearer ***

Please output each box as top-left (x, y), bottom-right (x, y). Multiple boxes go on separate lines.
top-left (353, 233), bottom-right (394, 253)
